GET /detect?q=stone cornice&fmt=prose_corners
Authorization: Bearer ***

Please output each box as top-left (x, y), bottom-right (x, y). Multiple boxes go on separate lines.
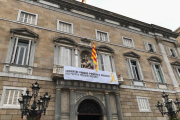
top-left (40, 0), bottom-right (179, 38)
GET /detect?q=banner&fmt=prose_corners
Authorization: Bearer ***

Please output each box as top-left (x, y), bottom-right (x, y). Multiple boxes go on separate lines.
top-left (64, 66), bottom-right (118, 85)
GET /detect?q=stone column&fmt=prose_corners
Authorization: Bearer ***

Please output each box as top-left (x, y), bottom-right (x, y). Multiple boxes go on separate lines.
top-left (70, 88), bottom-right (75, 120)
top-left (54, 87), bottom-right (61, 120)
top-left (156, 37), bottom-right (179, 87)
top-left (115, 92), bottom-right (123, 120)
top-left (105, 91), bottom-right (112, 120)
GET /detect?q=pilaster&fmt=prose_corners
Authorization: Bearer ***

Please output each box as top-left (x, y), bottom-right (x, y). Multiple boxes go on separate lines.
top-left (70, 88), bottom-right (75, 120)
top-left (54, 87), bottom-right (61, 120)
top-left (155, 37), bottom-right (179, 87)
top-left (115, 92), bottom-right (123, 120)
top-left (105, 91), bottom-right (112, 120)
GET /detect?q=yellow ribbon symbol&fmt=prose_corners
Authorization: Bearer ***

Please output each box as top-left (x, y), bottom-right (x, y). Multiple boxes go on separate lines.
top-left (110, 73), bottom-right (117, 83)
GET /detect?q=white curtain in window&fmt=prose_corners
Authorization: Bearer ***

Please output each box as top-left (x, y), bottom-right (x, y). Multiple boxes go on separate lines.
top-left (98, 54), bottom-right (112, 72)
top-left (59, 47), bottom-right (72, 66)
top-left (59, 22), bottom-right (72, 33)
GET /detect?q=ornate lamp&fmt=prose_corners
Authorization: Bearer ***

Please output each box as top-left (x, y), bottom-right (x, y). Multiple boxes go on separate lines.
top-left (22, 90), bottom-right (32, 110)
top-left (37, 99), bottom-right (44, 111)
top-left (174, 98), bottom-right (180, 110)
top-left (156, 91), bottom-right (180, 120)
top-left (155, 101), bottom-right (164, 116)
top-left (41, 92), bottom-right (51, 115)
top-left (31, 82), bottom-right (40, 98)
top-left (18, 82), bottom-right (51, 119)
top-left (162, 91), bottom-right (169, 102)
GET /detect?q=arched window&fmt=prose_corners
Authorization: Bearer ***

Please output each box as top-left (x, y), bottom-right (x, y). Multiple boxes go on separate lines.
top-left (96, 45), bottom-right (115, 72)
top-left (53, 36), bottom-right (76, 66)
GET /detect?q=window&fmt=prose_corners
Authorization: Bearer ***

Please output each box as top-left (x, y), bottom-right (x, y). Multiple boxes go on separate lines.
top-left (166, 47), bottom-right (177, 58)
top-left (98, 54), bottom-right (115, 72)
top-left (96, 30), bottom-right (109, 42)
top-left (17, 10), bottom-right (38, 25)
top-left (58, 46), bottom-right (72, 66)
top-left (144, 42), bottom-right (156, 53)
top-left (137, 97), bottom-right (151, 112)
top-left (57, 20), bottom-right (73, 34)
top-left (10, 37), bottom-right (35, 66)
top-left (151, 63), bottom-right (166, 83)
top-left (126, 59), bottom-right (144, 80)
top-left (174, 67), bottom-right (180, 83)
top-left (122, 37), bottom-right (134, 48)
top-left (0, 86), bottom-right (26, 108)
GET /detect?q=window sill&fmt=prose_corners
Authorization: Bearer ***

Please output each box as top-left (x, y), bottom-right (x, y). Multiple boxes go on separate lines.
top-left (131, 79), bottom-right (145, 87)
top-left (156, 83), bottom-right (168, 90)
top-left (3, 64), bottom-right (33, 75)
top-left (139, 110), bottom-right (151, 112)
top-left (147, 51), bottom-right (156, 53)
top-left (169, 56), bottom-right (178, 59)
top-left (0, 106), bottom-right (20, 109)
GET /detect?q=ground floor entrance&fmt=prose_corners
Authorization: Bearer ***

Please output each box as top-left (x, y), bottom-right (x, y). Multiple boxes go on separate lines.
top-left (78, 115), bottom-right (101, 120)
top-left (78, 99), bottom-right (102, 120)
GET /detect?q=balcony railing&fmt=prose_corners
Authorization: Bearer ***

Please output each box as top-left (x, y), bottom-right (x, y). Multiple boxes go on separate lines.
top-left (53, 65), bottom-right (64, 75)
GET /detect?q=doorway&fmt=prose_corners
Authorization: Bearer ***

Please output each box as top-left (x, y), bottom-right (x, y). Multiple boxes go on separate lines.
top-left (78, 100), bottom-right (102, 120)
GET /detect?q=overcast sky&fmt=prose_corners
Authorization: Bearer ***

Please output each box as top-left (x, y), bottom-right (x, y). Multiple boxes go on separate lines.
top-left (76, 0), bottom-right (180, 31)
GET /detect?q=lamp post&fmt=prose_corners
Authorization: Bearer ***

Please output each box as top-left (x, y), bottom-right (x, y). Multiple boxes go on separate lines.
top-left (155, 91), bottom-right (180, 120)
top-left (18, 82), bottom-right (51, 120)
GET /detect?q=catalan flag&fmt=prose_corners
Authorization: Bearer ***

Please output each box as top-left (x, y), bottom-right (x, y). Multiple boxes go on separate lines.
top-left (91, 42), bottom-right (98, 71)
top-left (82, 0), bottom-right (85, 3)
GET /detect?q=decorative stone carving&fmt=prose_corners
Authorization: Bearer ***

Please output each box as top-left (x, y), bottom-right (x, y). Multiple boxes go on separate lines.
top-left (81, 55), bottom-right (93, 69)
top-left (147, 56), bottom-right (162, 63)
top-left (174, 42), bottom-right (180, 48)
top-left (123, 51), bottom-right (141, 58)
top-left (80, 38), bottom-right (91, 46)
top-left (155, 36), bottom-right (163, 43)
top-left (171, 61), bottom-right (180, 66)
top-left (10, 28), bottom-right (39, 38)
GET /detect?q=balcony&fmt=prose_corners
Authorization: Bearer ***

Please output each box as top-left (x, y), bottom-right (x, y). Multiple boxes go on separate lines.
top-left (52, 65), bottom-right (124, 85)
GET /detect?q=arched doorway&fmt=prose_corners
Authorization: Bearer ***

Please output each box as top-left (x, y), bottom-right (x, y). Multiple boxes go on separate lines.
top-left (78, 99), bottom-right (102, 120)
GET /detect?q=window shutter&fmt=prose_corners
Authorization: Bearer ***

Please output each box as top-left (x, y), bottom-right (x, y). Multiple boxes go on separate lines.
top-left (110, 56), bottom-right (116, 73)
top-left (173, 49), bottom-right (178, 57)
top-left (159, 65), bottom-right (166, 83)
top-left (5, 37), bottom-right (16, 63)
top-left (71, 49), bottom-right (75, 67)
top-left (126, 59), bottom-right (134, 79)
top-left (137, 61), bottom-right (144, 80)
top-left (102, 54), bottom-right (106, 71)
top-left (78, 50), bottom-right (81, 68)
top-left (29, 41), bottom-right (36, 66)
top-left (26, 40), bottom-right (32, 66)
top-left (150, 63), bottom-right (158, 82)
top-left (59, 47), bottom-right (64, 66)
top-left (97, 54), bottom-right (102, 71)
top-left (174, 67), bottom-right (180, 83)
top-left (11, 38), bottom-right (18, 64)
top-left (152, 63), bottom-right (161, 82)
top-left (144, 42), bottom-right (149, 51)
top-left (105, 55), bottom-right (111, 72)
top-left (54, 45), bottom-right (59, 65)
top-left (67, 49), bottom-right (72, 66)
top-left (152, 44), bottom-right (156, 52)
top-left (166, 46), bottom-right (171, 56)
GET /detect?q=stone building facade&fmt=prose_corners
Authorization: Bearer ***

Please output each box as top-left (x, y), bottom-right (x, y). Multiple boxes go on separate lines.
top-left (0, 0), bottom-right (180, 120)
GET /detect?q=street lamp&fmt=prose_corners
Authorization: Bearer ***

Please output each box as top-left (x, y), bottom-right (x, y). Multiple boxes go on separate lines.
top-left (155, 91), bottom-right (180, 120)
top-left (18, 82), bottom-right (51, 120)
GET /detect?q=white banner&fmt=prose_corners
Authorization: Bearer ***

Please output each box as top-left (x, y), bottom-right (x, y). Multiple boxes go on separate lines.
top-left (64, 66), bottom-right (118, 85)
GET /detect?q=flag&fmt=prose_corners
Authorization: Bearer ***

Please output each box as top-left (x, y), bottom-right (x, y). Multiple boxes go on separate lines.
top-left (82, 0), bottom-right (85, 3)
top-left (91, 42), bottom-right (98, 71)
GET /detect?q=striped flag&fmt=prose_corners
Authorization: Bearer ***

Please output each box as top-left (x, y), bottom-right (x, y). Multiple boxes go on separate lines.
top-left (91, 42), bottom-right (98, 71)
top-left (82, 0), bottom-right (85, 3)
